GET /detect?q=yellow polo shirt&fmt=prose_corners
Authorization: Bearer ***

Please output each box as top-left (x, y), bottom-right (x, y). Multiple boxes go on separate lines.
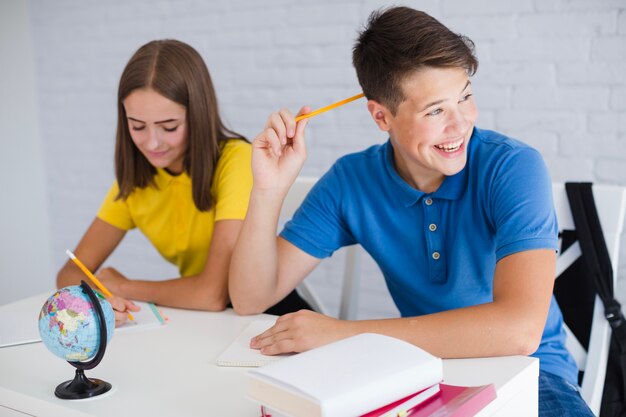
top-left (97, 139), bottom-right (252, 277)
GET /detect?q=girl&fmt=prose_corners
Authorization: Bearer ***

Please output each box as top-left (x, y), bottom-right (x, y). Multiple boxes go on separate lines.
top-left (57, 39), bottom-right (310, 326)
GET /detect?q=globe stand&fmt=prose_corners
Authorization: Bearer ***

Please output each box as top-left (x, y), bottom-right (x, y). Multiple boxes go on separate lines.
top-left (55, 369), bottom-right (112, 399)
top-left (55, 281), bottom-right (112, 399)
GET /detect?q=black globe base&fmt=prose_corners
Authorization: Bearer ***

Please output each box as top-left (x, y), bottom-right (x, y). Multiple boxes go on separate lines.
top-left (55, 368), bottom-right (112, 400)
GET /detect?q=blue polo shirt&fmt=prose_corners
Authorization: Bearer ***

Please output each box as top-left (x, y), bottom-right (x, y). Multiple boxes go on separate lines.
top-left (280, 127), bottom-right (578, 384)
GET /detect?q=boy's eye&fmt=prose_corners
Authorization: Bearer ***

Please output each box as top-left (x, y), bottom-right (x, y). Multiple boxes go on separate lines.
top-left (427, 108), bottom-right (442, 116)
top-left (460, 93), bottom-right (473, 102)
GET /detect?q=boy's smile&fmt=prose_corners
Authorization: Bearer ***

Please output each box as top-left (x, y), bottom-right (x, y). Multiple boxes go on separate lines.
top-left (369, 66), bottom-right (477, 193)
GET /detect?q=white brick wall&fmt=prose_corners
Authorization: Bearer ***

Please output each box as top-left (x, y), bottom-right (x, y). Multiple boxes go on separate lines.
top-left (26, 0), bottom-right (626, 318)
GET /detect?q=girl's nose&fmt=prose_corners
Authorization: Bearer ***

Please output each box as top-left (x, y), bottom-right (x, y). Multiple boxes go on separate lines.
top-left (146, 128), bottom-right (160, 151)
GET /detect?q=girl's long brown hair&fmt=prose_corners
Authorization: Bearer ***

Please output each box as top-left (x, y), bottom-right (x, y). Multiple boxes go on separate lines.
top-left (115, 39), bottom-right (245, 211)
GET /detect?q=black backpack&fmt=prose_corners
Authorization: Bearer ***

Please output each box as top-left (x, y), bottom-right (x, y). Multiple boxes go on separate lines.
top-left (553, 182), bottom-right (626, 417)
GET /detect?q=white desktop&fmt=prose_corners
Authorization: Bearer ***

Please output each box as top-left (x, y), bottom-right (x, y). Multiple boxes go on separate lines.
top-left (0, 294), bottom-right (537, 417)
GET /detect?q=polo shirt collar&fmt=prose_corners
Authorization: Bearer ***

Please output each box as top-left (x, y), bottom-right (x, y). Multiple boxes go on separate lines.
top-left (153, 168), bottom-right (191, 188)
top-left (382, 139), bottom-right (469, 207)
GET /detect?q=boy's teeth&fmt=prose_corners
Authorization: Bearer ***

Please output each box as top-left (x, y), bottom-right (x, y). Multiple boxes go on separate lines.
top-left (435, 139), bottom-right (462, 152)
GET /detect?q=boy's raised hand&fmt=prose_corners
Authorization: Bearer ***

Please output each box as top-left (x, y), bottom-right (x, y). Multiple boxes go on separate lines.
top-left (251, 106), bottom-right (310, 192)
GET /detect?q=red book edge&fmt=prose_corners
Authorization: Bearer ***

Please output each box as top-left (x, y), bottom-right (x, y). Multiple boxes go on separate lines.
top-left (360, 383), bottom-right (496, 417)
top-left (409, 383), bottom-right (496, 417)
top-left (360, 386), bottom-right (435, 417)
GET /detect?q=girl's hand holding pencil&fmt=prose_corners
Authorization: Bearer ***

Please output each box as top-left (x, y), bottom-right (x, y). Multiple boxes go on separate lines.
top-left (106, 295), bottom-right (141, 327)
top-left (65, 250), bottom-right (140, 327)
top-left (96, 267), bottom-right (141, 326)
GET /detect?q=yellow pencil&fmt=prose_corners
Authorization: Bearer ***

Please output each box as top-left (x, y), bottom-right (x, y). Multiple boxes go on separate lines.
top-left (295, 92), bottom-right (365, 122)
top-left (65, 249), bottom-right (135, 321)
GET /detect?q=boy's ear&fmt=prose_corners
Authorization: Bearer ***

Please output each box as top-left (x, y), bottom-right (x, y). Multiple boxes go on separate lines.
top-left (367, 100), bottom-right (392, 132)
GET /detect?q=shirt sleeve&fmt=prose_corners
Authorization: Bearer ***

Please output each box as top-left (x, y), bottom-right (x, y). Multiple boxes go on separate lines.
top-left (490, 147), bottom-right (559, 261)
top-left (213, 140), bottom-right (253, 221)
top-left (96, 182), bottom-right (135, 230)
top-left (280, 164), bottom-right (356, 259)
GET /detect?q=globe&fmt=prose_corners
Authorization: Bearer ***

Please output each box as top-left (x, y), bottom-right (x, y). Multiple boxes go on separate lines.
top-left (38, 281), bottom-right (115, 399)
top-left (39, 285), bottom-right (115, 361)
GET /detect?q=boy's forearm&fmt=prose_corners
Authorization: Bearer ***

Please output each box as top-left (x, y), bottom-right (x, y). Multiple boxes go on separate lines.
top-left (229, 188), bottom-right (287, 314)
top-left (351, 301), bottom-right (543, 359)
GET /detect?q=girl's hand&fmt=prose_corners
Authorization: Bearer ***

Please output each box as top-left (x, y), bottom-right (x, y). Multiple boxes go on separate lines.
top-left (107, 295), bottom-right (140, 327)
top-left (96, 267), bottom-right (140, 327)
top-left (96, 266), bottom-right (128, 295)
top-left (251, 107), bottom-right (311, 192)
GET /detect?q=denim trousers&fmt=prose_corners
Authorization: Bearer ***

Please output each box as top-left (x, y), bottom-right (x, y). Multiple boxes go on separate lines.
top-left (539, 370), bottom-right (595, 417)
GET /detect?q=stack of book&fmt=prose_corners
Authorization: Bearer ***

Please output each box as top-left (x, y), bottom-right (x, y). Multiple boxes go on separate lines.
top-left (247, 333), bottom-right (495, 417)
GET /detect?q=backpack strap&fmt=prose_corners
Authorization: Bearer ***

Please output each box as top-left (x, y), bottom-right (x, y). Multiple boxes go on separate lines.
top-left (565, 182), bottom-right (626, 406)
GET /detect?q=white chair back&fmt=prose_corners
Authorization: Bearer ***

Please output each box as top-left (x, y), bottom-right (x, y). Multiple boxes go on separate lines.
top-left (281, 177), bottom-right (361, 319)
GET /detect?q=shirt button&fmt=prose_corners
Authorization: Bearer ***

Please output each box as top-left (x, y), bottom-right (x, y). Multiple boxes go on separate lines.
top-left (425, 198), bottom-right (433, 206)
top-left (429, 223), bottom-right (437, 232)
top-left (432, 251), bottom-right (440, 260)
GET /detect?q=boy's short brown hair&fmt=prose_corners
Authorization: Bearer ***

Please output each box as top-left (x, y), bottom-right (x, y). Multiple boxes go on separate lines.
top-left (353, 7), bottom-right (478, 114)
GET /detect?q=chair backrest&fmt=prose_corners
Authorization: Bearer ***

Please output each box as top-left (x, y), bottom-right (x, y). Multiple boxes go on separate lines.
top-left (281, 176), bottom-right (361, 319)
top-left (553, 182), bottom-right (626, 415)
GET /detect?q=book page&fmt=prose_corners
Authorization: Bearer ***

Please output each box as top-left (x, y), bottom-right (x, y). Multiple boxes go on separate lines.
top-left (216, 320), bottom-right (294, 367)
top-left (116, 301), bottom-right (165, 332)
top-left (0, 310), bottom-right (41, 348)
top-left (0, 294), bottom-right (47, 348)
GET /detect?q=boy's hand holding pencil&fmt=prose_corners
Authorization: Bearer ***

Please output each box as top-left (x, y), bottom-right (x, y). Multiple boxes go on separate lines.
top-left (251, 92), bottom-right (364, 193)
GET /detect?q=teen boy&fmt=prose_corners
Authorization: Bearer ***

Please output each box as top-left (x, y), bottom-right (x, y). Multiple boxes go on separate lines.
top-left (230, 7), bottom-right (592, 416)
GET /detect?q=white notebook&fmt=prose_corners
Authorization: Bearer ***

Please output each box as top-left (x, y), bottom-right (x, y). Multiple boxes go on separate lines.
top-left (0, 294), bottom-right (165, 348)
top-left (216, 320), bottom-right (294, 367)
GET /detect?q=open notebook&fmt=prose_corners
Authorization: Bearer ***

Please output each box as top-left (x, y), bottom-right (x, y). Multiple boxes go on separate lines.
top-left (0, 293), bottom-right (165, 348)
top-left (216, 320), bottom-right (294, 367)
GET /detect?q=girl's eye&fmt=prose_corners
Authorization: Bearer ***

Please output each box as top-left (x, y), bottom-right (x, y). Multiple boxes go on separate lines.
top-left (163, 126), bottom-right (179, 133)
top-left (131, 125), bottom-right (145, 131)
top-left (426, 108), bottom-right (443, 117)
top-left (460, 93), bottom-right (473, 102)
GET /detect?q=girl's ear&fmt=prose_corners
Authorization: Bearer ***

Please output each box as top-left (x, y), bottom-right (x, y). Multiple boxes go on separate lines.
top-left (367, 100), bottom-right (392, 132)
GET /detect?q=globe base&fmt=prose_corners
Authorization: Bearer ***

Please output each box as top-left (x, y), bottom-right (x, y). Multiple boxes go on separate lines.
top-left (55, 369), bottom-right (112, 400)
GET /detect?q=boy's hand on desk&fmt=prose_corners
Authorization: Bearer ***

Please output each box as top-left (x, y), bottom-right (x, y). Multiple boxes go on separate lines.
top-left (250, 310), bottom-right (352, 355)
top-left (108, 296), bottom-right (140, 327)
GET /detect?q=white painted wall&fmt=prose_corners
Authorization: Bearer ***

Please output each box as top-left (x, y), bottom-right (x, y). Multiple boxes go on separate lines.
top-left (3, 0), bottom-right (626, 319)
top-left (0, 0), bottom-right (54, 304)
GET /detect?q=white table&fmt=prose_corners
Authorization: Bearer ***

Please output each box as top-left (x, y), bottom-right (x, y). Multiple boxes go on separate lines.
top-left (0, 294), bottom-right (537, 417)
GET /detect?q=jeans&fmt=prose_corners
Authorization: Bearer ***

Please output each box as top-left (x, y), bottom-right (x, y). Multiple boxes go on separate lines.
top-left (539, 370), bottom-right (595, 417)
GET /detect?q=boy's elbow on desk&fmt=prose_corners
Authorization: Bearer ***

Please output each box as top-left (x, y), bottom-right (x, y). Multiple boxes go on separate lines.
top-left (228, 282), bottom-right (273, 315)
top-left (230, 297), bottom-right (266, 316)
